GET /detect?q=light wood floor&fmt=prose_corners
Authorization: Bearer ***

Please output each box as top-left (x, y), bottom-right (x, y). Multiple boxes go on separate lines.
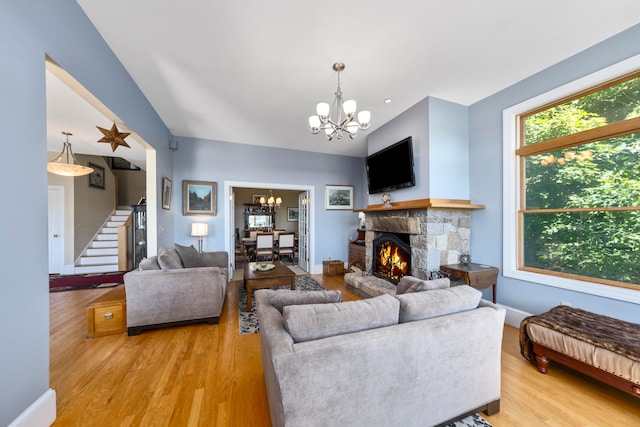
top-left (50, 274), bottom-right (640, 426)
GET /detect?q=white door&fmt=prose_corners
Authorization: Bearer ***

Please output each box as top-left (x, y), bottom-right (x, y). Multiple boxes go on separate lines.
top-left (297, 191), bottom-right (310, 272)
top-left (48, 186), bottom-right (65, 274)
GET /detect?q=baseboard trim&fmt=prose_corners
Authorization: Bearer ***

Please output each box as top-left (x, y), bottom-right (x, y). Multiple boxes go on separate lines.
top-left (500, 304), bottom-right (532, 328)
top-left (9, 388), bottom-right (56, 427)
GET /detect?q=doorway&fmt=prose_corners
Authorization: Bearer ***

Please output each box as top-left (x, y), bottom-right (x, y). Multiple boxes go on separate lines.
top-left (224, 181), bottom-right (315, 275)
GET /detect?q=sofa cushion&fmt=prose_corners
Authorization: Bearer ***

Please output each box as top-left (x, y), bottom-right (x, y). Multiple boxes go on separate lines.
top-left (396, 285), bottom-right (481, 323)
top-left (264, 289), bottom-right (343, 313)
top-left (157, 248), bottom-right (184, 269)
top-left (283, 294), bottom-right (399, 343)
top-left (138, 255), bottom-right (161, 270)
top-left (175, 243), bottom-right (206, 268)
top-left (395, 276), bottom-right (450, 295)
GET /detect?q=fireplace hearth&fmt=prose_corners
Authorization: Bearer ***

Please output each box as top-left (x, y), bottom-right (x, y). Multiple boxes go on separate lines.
top-left (373, 232), bottom-right (411, 284)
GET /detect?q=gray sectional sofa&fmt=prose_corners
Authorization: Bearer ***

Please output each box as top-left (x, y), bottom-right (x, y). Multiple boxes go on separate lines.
top-left (256, 279), bottom-right (506, 427)
top-left (124, 245), bottom-right (228, 335)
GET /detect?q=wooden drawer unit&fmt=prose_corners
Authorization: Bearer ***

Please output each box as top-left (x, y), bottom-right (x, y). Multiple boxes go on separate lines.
top-left (86, 285), bottom-right (127, 338)
top-left (323, 260), bottom-right (345, 276)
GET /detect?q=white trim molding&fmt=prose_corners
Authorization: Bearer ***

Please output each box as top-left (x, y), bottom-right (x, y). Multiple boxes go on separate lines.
top-left (502, 53), bottom-right (640, 304)
top-left (9, 389), bottom-right (56, 427)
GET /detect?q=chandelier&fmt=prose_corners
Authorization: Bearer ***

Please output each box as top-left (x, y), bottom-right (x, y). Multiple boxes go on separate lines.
top-left (260, 189), bottom-right (282, 208)
top-left (47, 132), bottom-right (95, 177)
top-left (308, 62), bottom-right (371, 141)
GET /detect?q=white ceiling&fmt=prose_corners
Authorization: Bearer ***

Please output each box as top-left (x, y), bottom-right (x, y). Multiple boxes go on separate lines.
top-left (51, 1), bottom-right (640, 159)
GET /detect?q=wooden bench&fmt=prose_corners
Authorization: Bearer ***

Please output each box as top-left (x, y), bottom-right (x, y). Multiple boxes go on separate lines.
top-left (520, 305), bottom-right (640, 398)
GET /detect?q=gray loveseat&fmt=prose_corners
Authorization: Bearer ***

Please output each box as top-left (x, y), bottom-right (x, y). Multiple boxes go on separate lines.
top-left (124, 245), bottom-right (228, 335)
top-left (256, 280), bottom-right (505, 427)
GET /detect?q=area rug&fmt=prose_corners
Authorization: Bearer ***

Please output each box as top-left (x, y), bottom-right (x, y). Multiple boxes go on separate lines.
top-left (238, 276), bottom-right (325, 335)
top-left (49, 271), bottom-right (125, 292)
top-left (448, 413), bottom-right (492, 427)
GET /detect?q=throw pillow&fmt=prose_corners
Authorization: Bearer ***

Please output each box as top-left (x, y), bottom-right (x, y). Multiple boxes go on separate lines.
top-left (396, 285), bottom-right (481, 323)
top-left (175, 243), bottom-right (205, 268)
top-left (283, 294), bottom-right (399, 343)
top-left (157, 248), bottom-right (184, 269)
top-left (265, 289), bottom-right (342, 313)
top-left (396, 276), bottom-right (450, 295)
top-left (138, 255), bottom-right (161, 270)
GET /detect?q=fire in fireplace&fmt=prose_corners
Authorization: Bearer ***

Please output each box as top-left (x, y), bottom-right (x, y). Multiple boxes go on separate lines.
top-left (373, 233), bottom-right (411, 283)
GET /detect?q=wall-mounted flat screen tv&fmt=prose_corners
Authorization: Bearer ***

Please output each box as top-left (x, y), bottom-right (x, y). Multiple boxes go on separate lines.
top-left (366, 136), bottom-right (416, 194)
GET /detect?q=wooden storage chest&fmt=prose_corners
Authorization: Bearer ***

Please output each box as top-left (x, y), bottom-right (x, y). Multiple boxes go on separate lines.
top-left (323, 260), bottom-right (345, 276)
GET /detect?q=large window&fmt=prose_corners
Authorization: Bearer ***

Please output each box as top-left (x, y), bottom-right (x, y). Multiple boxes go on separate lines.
top-left (504, 59), bottom-right (640, 297)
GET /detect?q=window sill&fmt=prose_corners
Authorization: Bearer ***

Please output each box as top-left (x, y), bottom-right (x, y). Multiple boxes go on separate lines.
top-left (503, 268), bottom-right (640, 304)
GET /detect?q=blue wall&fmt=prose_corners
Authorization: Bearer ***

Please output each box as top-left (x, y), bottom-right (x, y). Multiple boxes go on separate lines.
top-left (366, 96), bottom-right (470, 206)
top-left (0, 1), bottom-right (171, 424)
top-left (171, 137), bottom-right (364, 269)
top-left (469, 24), bottom-right (640, 322)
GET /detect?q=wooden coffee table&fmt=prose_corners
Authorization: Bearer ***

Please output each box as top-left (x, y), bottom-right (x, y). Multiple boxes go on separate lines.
top-left (244, 261), bottom-right (295, 311)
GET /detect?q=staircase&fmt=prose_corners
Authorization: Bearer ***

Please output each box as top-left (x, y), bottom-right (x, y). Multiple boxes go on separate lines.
top-left (75, 209), bottom-right (132, 274)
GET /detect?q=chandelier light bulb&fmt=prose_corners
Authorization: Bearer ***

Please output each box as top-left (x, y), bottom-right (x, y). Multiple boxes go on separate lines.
top-left (358, 110), bottom-right (371, 128)
top-left (343, 99), bottom-right (357, 116)
top-left (309, 115), bottom-right (321, 133)
top-left (316, 103), bottom-right (330, 121)
top-left (346, 122), bottom-right (359, 138)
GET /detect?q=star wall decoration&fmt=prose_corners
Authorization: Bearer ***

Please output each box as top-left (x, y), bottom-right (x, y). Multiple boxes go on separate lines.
top-left (97, 123), bottom-right (131, 152)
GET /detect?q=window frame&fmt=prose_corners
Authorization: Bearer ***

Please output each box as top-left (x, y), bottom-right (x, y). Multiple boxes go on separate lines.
top-left (502, 53), bottom-right (640, 304)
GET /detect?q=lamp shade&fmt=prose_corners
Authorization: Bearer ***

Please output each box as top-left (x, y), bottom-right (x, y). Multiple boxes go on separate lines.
top-left (358, 110), bottom-right (371, 127)
top-left (308, 115), bottom-right (321, 133)
top-left (343, 99), bottom-right (356, 116)
top-left (191, 223), bottom-right (208, 237)
top-left (316, 102), bottom-right (330, 120)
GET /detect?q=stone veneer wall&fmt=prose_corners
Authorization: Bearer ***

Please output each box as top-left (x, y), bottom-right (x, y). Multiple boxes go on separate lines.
top-left (364, 209), bottom-right (471, 280)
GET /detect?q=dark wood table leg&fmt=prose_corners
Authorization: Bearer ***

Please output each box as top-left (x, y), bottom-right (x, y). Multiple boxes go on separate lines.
top-left (246, 281), bottom-right (253, 311)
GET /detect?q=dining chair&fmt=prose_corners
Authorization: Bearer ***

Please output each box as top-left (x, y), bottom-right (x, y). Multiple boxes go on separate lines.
top-left (275, 232), bottom-right (295, 263)
top-left (273, 229), bottom-right (285, 241)
top-left (255, 233), bottom-right (275, 262)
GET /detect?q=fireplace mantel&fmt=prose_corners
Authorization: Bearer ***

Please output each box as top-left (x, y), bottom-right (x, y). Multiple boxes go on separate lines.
top-left (355, 198), bottom-right (485, 213)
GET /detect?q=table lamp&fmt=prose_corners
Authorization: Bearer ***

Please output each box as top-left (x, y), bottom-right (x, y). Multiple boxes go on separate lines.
top-left (191, 223), bottom-right (208, 253)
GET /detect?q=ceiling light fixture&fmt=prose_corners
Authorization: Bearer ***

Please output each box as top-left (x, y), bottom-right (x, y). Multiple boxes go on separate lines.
top-left (260, 189), bottom-right (282, 208)
top-left (308, 62), bottom-right (371, 141)
top-left (47, 131), bottom-right (95, 177)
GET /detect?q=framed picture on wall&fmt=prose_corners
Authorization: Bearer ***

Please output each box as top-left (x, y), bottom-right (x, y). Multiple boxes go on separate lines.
top-left (88, 163), bottom-right (105, 190)
top-left (287, 207), bottom-right (299, 221)
top-left (161, 177), bottom-right (172, 210)
top-left (183, 180), bottom-right (217, 215)
top-left (325, 184), bottom-right (353, 210)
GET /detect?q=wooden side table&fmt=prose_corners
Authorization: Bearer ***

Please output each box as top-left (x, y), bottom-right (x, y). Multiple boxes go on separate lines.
top-left (439, 263), bottom-right (499, 303)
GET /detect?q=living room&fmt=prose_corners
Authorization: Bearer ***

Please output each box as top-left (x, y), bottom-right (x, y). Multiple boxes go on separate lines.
top-left (3, 1), bottom-right (640, 426)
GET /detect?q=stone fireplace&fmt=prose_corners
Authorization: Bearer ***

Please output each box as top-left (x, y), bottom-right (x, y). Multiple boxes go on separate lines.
top-left (363, 206), bottom-right (472, 280)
